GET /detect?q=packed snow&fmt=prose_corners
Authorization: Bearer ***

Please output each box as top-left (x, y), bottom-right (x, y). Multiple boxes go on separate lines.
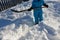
top-left (0, 0), bottom-right (60, 40)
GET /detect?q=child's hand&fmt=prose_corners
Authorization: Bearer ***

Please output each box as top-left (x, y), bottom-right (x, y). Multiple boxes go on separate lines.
top-left (23, 0), bottom-right (29, 2)
top-left (28, 7), bottom-right (33, 11)
top-left (45, 5), bottom-right (48, 8)
top-left (43, 4), bottom-right (49, 8)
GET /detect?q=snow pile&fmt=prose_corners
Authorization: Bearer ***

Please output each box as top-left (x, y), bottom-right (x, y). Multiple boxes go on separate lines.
top-left (0, 0), bottom-right (60, 40)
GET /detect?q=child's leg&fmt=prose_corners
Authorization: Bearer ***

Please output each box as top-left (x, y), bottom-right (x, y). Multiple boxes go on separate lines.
top-left (38, 10), bottom-right (43, 22)
top-left (34, 11), bottom-right (39, 24)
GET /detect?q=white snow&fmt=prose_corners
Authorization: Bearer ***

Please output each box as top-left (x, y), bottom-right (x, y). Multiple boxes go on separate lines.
top-left (0, 0), bottom-right (60, 40)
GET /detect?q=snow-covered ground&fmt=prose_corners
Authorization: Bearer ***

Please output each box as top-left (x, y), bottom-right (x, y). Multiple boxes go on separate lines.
top-left (0, 0), bottom-right (60, 40)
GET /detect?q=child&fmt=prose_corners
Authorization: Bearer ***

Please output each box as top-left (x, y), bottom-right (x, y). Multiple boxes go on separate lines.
top-left (32, 0), bottom-right (48, 25)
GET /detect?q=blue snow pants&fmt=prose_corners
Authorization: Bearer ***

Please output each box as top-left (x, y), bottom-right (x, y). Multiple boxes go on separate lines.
top-left (32, 0), bottom-right (44, 23)
top-left (33, 8), bottom-right (43, 23)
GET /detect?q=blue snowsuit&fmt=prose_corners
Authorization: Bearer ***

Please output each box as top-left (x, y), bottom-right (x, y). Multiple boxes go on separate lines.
top-left (32, 0), bottom-right (45, 24)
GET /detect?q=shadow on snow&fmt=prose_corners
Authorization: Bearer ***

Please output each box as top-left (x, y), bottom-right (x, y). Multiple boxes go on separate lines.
top-left (0, 15), bottom-right (56, 36)
top-left (0, 15), bottom-right (33, 28)
top-left (38, 22), bottom-right (56, 36)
